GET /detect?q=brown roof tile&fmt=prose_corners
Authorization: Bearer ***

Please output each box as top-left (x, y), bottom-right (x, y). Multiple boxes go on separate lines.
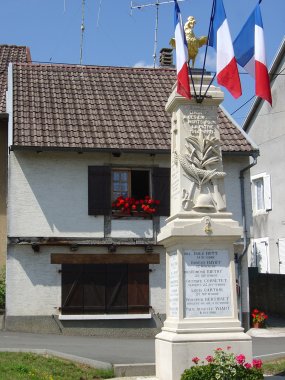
top-left (0, 45), bottom-right (30, 113)
top-left (12, 63), bottom-right (255, 153)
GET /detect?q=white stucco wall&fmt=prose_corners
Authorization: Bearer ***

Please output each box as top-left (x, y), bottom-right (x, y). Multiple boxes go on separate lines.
top-left (8, 151), bottom-right (169, 238)
top-left (7, 149), bottom-right (251, 317)
top-left (6, 245), bottom-right (61, 316)
top-left (246, 51), bottom-right (285, 273)
top-left (6, 244), bottom-right (166, 316)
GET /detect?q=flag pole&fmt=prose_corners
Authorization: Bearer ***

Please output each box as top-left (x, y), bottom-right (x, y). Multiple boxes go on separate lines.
top-left (189, 67), bottom-right (198, 99)
top-left (198, 0), bottom-right (215, 102)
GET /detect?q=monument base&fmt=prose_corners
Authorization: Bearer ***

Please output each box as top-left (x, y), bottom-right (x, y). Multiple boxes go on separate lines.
top-left (156, 330), bottom-right (252, 380)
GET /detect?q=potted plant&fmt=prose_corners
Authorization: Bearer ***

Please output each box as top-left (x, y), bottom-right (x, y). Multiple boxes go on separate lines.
top-left (181, 347), bottom-right (263, 380)
top-left (112, 195), bottom-right (160, 217)
top-left (251, 308), bottom-right (268, 328)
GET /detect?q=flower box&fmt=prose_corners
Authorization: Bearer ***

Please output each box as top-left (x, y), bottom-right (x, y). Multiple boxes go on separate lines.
top-left (112, 210), bottom-right (152, 219)
top-left (112, 195), bottom-right (160, 217)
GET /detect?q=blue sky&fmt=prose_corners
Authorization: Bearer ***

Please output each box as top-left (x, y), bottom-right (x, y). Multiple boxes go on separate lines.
top-left (0, 0), bottom-right (284, 125)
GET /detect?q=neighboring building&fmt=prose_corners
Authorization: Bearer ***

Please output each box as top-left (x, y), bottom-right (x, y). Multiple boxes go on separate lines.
top-left (243, 37), bottom-right (285, 274)
top-left (4, 61), bottom-right (257, 335)
top-left (0, 45), bottom-right (31, 267)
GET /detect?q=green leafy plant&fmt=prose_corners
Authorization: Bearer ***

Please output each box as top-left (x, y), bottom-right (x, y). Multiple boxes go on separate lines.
top-left (0, 265), bottom-right (5, 308)
top-left (181, 348), bottom-right (263, 380)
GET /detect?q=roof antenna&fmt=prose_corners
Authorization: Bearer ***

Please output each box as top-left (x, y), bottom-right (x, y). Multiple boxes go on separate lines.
top-left (97, 0), bottom-right (103, 28)
top-left (130, 0), bottom-right (185, 68)
top-left (80, 0), bottom-right (85, 64)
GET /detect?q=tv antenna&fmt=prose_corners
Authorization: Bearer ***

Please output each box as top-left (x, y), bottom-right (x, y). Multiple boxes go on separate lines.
top-left (130, 0), bottom-right (185, 68)
top-left (80, 0), bottom-right (86, 64)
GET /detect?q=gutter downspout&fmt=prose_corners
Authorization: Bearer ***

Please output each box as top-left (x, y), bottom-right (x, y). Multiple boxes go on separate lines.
top-left (239, 151), bottom-right (259, 331)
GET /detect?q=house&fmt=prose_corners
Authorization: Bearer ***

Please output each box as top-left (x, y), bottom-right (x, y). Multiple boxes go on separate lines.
top-left (0, 45), bottom-right (31, 268)
top-left (243, 37), bottom-right (285, 275)
top-left (4, 59), bottom-right (257, 335)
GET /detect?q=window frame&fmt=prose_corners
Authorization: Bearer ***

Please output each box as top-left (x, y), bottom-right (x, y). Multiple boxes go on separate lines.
top-left (88, 165), bottom-right (170, 217)
top-left (111, 168), bottom-right (152, 202)
top-left (251, 173), bottom-right (272, 215)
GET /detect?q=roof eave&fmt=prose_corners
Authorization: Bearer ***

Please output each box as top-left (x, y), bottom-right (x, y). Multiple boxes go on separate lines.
top-left (11, 144), bottom-right (257, 157)
top-left (219, 105), bottom-right (259, 151)
top-left (10, 145), bottom-right (171, 155)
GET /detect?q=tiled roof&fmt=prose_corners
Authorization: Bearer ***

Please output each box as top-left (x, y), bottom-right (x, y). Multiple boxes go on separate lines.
top-left (0, 45), bottom-right (30, 112)
top-left (12, 63), bottom-right (255, 153)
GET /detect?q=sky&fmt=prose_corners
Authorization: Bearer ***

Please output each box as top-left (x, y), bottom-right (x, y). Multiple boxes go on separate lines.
top-left (0, 0), bottom-right (284, 125)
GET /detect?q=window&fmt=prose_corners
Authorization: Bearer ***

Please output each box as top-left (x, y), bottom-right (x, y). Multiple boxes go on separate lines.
top-left (61, 264), bottom-right (149, 315)
top-left (88, 166), bottom-right (170, 216)
top-left (252, 238), bottom-right (270, 273)
top-left (252, 173), bottom-right (272, 213)
top-left (112, 169), bottom-right (150, 201)
top-left (254, 177), bottom-right (265, 210)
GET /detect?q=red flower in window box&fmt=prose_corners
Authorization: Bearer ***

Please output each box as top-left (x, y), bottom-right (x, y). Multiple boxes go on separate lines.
top-left (112, 195), bottom-right (160, 216)
top-left (251, 308), bottom-right (268, 328)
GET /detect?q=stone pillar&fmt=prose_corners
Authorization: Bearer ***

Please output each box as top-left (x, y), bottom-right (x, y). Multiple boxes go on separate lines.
top-left (155, 75), bottom-right (252, 380)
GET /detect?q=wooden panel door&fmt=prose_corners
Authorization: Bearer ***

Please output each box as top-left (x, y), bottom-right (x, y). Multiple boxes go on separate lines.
top-left (106, 264), bottom-right (128, 314)
top-left (128, 264), bottom-right (149, 314)
top-left (62, 264), bottom-right (84, 315)
top-left (84, 264), bottom-right (106, 314)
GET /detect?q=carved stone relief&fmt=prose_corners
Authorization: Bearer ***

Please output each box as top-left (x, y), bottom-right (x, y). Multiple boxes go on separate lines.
top-left (175, 130), bottom-right (226, 212)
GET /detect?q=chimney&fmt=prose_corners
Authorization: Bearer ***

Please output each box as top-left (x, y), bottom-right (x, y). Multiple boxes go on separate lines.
top-left (159, 48), bottom-right (174, 68)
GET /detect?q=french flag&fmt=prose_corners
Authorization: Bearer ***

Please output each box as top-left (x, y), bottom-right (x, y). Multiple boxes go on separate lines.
top-left (234, 3), bottom-right (272, 105)
top-left (209, 0), bottom-right (242, 99)
top-left (173, 0), bottom-right (191, 99)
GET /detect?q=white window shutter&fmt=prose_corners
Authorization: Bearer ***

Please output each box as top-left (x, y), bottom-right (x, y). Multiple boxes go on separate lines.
top-left (279, 238), bottom-right (285, 274)
top-left (253, 238), bottom-right (270, 273)
top-left (263, 175), bottom-right (272, 211)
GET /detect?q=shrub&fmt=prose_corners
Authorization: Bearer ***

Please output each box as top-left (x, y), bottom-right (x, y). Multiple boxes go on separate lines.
top-left (181, 348), bottom-right (263, 380)
top-left (0, 265), bottom-right (5, 308)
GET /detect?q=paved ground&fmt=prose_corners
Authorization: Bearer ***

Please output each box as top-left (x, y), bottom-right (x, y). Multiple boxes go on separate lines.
top-left (0, 331), bottom-right (155, 365)
top-left (0, 329), bottom-right (285, 378)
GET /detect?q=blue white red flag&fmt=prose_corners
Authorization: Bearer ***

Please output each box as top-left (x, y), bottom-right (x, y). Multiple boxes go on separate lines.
top-left (173, 0), bottom-right (191, 99)
top-left (209, 0), bottom-right (242, 98)
top-left (234, 4), bottom-right (272, 105)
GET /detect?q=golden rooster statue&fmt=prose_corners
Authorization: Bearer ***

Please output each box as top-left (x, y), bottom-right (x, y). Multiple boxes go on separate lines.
top-left (170, 16), bottom-right (207, 68)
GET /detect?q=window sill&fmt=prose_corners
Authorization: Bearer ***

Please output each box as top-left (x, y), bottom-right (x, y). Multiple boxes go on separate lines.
top-left (112, 211), bottom-right (153, 219)
top-left (59, 314), bottom-right (152, 320)
top-left (253, 209), bottom-right (270, 216)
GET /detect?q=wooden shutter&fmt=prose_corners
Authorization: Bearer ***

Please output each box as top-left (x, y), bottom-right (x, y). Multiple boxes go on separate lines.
top-left (128, 264), bottom-right (149, 314)
top-left (62, 264), bottom-right (84, 315)
top-left (152, 167), bottom-right (170, 216)
top-left (106, 264), bottom-right (128, 314)
top-left (88, 166), bottom-right (111, 215)
top-left (84, 265), bottom-right (106, 314)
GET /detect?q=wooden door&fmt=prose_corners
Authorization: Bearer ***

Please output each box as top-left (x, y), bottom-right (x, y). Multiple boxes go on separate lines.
top-left (128, 264), bottom-right (149, 314)
top-left (62, 264), bottom-right (84, 314)
top-left (106, 264), bottom-right (128, 314)
top-left (62, 264), bottom-right (149, 314)
top-left (84, 264), bottom-right (105, 314)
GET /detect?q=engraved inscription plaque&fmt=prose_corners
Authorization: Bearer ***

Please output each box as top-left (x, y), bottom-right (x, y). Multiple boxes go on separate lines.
top-left (182, 105), bottom-right (216, 137)
top-left (169, 253), bottom-right (179, 317)
top-left (184, 250), bottom-right (232, 318)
